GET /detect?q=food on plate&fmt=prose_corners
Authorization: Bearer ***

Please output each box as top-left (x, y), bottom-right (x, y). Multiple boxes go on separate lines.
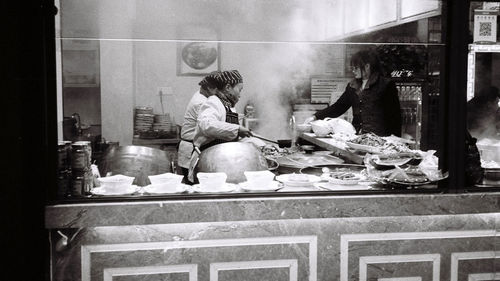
top-left (350, 133), bottom-right (387, 147)
top-left (379, 142), bottom-right (412, 154)
top-left (329, 172), bottom-right (361, 180)
top-left (330, 132), bottom-right (357, 142)
top-left (261, 145), bottom-right (291, 158)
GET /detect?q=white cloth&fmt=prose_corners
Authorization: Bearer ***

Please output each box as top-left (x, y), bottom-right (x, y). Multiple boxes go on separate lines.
top-left (177, 91), bottom-right (207, 169)
top-left (188, 96), bottom-right (240, 181)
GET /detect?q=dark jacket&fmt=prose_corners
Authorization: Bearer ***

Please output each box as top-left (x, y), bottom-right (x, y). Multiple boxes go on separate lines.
top-left (314, 74), bottom-right (402, 137)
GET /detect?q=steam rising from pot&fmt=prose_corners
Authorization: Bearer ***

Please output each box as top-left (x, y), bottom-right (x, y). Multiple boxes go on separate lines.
top-left (247, 44), bottom-right (316, 140)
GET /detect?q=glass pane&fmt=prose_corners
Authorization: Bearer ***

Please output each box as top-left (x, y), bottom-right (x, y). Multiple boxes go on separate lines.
top-left (56, 0), bottom-right (445, 198)
top-left (467, 2), bottom-right (500, 188)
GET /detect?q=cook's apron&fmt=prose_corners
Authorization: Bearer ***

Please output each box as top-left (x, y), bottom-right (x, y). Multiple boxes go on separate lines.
top-left (188, 106), bottom-right (239, 182)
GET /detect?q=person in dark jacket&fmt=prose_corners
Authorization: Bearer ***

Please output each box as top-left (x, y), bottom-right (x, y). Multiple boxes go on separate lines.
top-left (305, 49), bottom-right (402, 137)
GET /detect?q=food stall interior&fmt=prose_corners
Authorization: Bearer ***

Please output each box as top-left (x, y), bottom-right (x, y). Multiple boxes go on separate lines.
top-left (51, 0), bottom-right (498, 202)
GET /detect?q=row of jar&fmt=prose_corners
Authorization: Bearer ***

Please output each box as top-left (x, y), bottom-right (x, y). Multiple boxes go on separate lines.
top-left (57, 140), bottom-right (92, 172)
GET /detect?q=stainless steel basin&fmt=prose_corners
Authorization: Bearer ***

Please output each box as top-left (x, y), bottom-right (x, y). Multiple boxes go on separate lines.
top-left (195, 142), bottom-right (271, 183)
top-left (98, 145), bottom-right (172, 186)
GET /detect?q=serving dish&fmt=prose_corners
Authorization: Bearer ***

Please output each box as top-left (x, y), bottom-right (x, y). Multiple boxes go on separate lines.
top-left (143, 183), bottom-right (189, 194)
top-left (239, 181), bottom-right (282, 192)
top-left (192, 183), bottom-right (238, 193)
top-left (276, 173), bottom-right (321, 187)
top-left (273, 153), bottom-right (344, 168)
top-left (299, 164), bottom-right (365, 176)
top-left (313, 182), bottom-right (373, 191)
top-left (91, 185), bottom-right (140, 196)
top-left (345, 142), bottom-right (382, 154)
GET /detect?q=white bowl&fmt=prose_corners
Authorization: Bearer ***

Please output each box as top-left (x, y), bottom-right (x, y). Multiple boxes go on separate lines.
top-left (310, 120), bottom-right (331, 137)
top-left (148, 173), bottom-right (184, 186)
top-left (146, 183), bottom-right (180, 193)
top-left (97, 174), bottom-right (135, 192)
top-left (197, 172), bottom-right (227, 191)
top-left (244, 170), bottom-right (275, 187)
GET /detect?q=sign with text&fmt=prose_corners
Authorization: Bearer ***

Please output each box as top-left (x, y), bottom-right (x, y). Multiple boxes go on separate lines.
top-left (310, 77), bottom-right (350, 104)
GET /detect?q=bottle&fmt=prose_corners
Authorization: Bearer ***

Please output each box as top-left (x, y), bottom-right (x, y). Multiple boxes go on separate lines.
top-left (244, 102), bottom-right (255, 118)
top-left (290, 114), bottom-right (297, 147)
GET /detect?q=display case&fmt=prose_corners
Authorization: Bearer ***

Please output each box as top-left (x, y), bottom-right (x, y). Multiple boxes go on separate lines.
top-left (52, 0), bottom-right (450, 201)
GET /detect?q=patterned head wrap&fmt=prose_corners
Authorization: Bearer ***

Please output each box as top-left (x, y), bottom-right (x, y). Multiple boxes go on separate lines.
top-left (215, 70), bottom-right (243, 86)
top-left (198, 71), bottom-right (220, 87)
top-left (213, 70), bottom-right (243, 108)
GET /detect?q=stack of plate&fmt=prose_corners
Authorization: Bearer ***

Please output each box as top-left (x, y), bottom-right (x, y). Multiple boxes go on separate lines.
top-left (134, 106), bottom-right (154, 133)
top-left (135, 106), bottom-right (153, 115)
top-left (152, 114), bottom-right (172, 133)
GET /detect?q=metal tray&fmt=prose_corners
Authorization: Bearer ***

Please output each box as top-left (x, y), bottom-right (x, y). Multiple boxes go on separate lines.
top-left (274, 153), bottom-right (344, 168)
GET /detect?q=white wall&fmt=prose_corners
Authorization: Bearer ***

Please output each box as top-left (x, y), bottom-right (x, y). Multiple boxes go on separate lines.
top-left (100, 42), bottom-right (135, 145)
top-left (59, 0), bottom-right (441, 144)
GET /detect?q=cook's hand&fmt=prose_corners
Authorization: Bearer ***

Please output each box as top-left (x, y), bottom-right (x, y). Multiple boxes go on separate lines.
top-left (238, 125), bottom-right (253, 138)
top-left (303, 116), bottom-right (316, 124)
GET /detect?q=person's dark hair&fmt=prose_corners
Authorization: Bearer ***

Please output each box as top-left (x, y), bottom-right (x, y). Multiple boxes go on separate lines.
top-left (350, 49), bottom-right (384, 76)
top-left (200, 77), bottom-right (217, 91)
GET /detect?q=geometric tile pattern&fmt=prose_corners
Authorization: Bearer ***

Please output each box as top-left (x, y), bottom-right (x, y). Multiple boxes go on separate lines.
top-left (81, 235), bottom-right (317, 281)
top-left (451, 251), bottom-right (500, 281)
top-left (209, 259), bottom-right (298, 281)
top-left (340, 230), bottom-right (497, 281)
top-left (103, 264), bottom-right (197, 281)
top-left (377, 277), bottom-right (422, 281)
top-left (468, 272), bottom-right (500, 281)
top-left (360, 254), bottom-right (440, 281)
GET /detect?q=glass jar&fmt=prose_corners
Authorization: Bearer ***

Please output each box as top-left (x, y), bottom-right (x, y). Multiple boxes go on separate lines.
top-left (71, 141), bottom-right (92, 171)
top-left (70, 169), bottom-right (93, 196)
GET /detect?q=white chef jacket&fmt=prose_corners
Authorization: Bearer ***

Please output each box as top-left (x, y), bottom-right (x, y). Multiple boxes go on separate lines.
top-left (193, 95), bottom-right (240, 148)
top-left (177, 90), bottom-right (207, 169)
top-left (188, 96), bottom-right (240, 181)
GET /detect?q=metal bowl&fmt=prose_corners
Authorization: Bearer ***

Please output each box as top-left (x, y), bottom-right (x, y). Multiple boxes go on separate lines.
top-left (99, 145), bottom-right (172, 186)
top-left (195, 142), bottom-right (272, 183)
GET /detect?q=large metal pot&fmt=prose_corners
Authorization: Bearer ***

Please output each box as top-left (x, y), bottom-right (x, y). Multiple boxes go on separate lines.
top-left (196, 142), bottom-right (273, 183)
top-left (99, 145), bottom-right (172, 186)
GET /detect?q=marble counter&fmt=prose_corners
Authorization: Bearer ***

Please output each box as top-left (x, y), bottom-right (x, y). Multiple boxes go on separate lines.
top-left (46, 193), bottom-right (500, 281)
top-left (46, 192), bottom-right (500, 228)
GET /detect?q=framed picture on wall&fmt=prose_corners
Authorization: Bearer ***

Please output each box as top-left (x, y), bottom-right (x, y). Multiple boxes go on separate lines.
top-left (176, 41), bottom-right (220, 76)
top-left (176, 25), bottom-right (221, 76)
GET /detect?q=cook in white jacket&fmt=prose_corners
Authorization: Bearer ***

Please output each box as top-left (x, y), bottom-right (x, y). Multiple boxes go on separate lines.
top-left (188, 70), bottom-right (252, 183)
top-left (177, 72), bottom-right (219, 183)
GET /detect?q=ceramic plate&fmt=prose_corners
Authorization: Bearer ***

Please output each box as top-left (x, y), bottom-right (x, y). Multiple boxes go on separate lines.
top-left (239, 181), bottom-right (282, 192)
top-left (345, 142), bottom-right (382, 154)
top-left (91, 185), bottom-right (140, 196)
top-left (192, 183), bottom-right (238, 193)
top-left (327, 177), bottom-right (363, 185)
top-left (276, 174), bottom-right (322, 187)
top-left (314, 182), bottom-right (373, 191)
top-left (143, 184), bottom-right (189, 194)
